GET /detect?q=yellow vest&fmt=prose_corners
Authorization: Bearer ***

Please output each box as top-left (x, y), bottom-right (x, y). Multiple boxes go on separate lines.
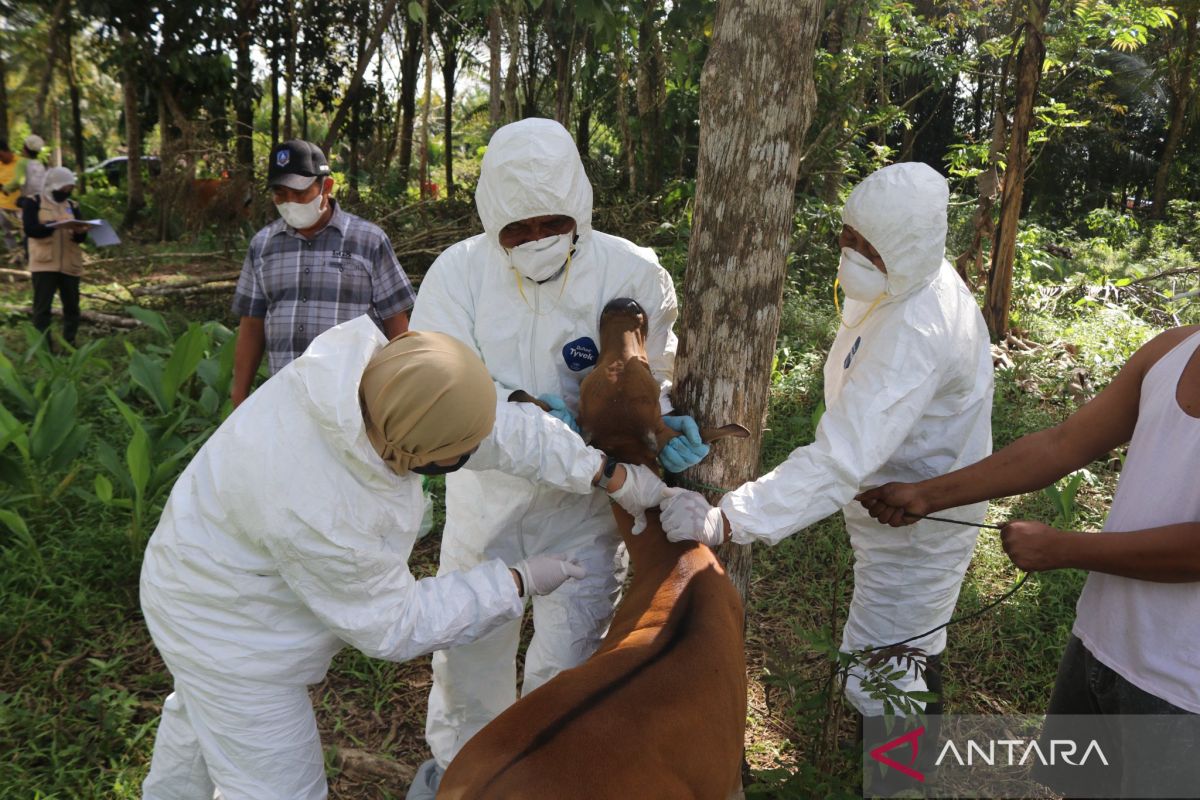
top-left (0, 159), bottom-right (18, 211)
top-left (28, 194), bottom-right (84, 276)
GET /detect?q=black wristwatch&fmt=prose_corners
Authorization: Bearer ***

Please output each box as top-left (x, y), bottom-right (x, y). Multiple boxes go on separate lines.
top-left (595, 455), bottom-right (620, 491)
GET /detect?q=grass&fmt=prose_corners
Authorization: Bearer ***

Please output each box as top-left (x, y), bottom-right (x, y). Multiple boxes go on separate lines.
top-left (0, 193), bottom-right (1172, 797)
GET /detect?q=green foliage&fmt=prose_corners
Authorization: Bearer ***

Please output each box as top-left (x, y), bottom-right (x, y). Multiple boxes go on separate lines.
top-left (1043, 469), bottom-right (1097, 530)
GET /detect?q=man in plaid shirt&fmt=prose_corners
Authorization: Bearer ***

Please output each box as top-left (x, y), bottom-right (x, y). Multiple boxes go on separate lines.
top-left (231, 139), bottom-right (414, 406)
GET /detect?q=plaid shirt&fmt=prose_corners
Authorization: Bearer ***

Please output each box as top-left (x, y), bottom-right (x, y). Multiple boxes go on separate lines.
top-left (232, 200), bottom-right (415, 374)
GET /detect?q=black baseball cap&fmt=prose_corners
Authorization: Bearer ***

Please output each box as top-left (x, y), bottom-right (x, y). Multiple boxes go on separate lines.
top-left (268, 139), bottom-right (331, 190)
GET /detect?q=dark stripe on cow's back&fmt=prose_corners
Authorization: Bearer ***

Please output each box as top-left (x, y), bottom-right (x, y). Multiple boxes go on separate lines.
top-left (484, 583), bottom-right (697, 786)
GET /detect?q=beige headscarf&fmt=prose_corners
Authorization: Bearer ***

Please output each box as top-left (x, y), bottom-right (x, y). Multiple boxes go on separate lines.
top-left (360, 331), bottom-right (497, 474)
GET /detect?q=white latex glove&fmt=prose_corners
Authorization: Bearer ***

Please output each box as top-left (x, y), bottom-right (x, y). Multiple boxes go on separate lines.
top-left (660, 487), bottom-right (727, 547)
top-left (608, 463), bottom-right (667, 534)
top-left (511, 554), bottom-right (587, 597)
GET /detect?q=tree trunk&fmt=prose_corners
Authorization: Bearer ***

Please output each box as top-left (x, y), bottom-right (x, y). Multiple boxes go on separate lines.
top-left (636, 0), bottom-right (665, 193)
top-left (235, 0), bottom-right (257, 179)
top-left (63, 18), bottom-right (86, 188)
top-left (285, 3), bottom-right (297, 139)
top-left (552, 0), bottom-right (576, 127)
top-left (984, 0), bottom-right (1051, 340)
top-left (1150, 8), bottom-right (1199, 219)
top-left (34, 0), bottom-right (70, 131)
top-left (956, 30), bottom-right (1012, 286)
top-left (270, 47), bottom-right (280, 144)
top-left (0, 53), bottom-right (8, 148)
top-left (322, 0), bottom-right (403, 149)
top-left (488, 4), bottom-right (503, 133)
top-left (397, 15), bottom-right (422, 191)
top-left (576, 36), bottom-right (594, 157)
top-left (120, 32), bottom-right (145, 228)
top-left (521, 14), bottom-right (540, 118)
top-left (417, 0), bottom-right (434, 198)
top-left (441, 26), bottom-right (458, 198)
top-left (503, 5), bottom-right (520, 123)
top-left (674, 0), bottom-right (823, 607)
top-left (614, 43), bottom-right (636, 192)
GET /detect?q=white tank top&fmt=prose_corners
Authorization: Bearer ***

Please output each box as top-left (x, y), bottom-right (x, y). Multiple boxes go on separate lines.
top-left (1073, 329), bottom-right (1200, 712)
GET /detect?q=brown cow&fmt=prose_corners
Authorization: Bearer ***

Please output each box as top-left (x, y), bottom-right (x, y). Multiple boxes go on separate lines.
top-left (438, 298), bottom-right (748, 799)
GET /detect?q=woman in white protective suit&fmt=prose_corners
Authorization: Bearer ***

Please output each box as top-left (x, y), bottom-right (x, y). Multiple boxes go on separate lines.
top-left (406, 117), bottom-right (705, 796)
top-left (660, 163), bottom-right (994, 728)
top-left (139, 317), bottom-right (667, 800)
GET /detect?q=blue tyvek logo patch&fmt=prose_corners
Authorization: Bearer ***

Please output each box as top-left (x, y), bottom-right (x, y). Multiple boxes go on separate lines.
top-left (562, 337), bottom-right (599, 372)
top-left (843, 336), bottom-right (862, 369)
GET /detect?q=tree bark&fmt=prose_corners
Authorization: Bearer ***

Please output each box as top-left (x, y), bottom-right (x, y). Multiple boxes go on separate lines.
top-left (673, 0), bottom-right (823, 607)
top-left (417, 0), bottom-right (434, 198)
top-left (636, 0), bottom-right (666, 193)
top-left (63, 17), bottom-right (86, 188)
top-left (1150, 8), bottom-right (1199, 219)
top-left (285, 2), bottom-right (298, 139)
top-left (323, 0), bottom-right (402, 149)
top-left (0, 53), bottom-right (8, 149)
top-left (503, 5), bottom-right (520, 123)
top-left (234, 0), bottom-right (257, 179)
top-left (552, 0), bottom-right (576, 127)
top-left (575, 34), bottom-right (594, 157)
top-left (33, 0), bottom-right (70, 131)
top-left (984, 0), bottom-right (1051, 340)
top-left (270, 46), bottom-right (280, 144)
top-left (120, 31), bottom-right (145, 228)
top-left (614, 43), bottom-right (636, 192)
top-left (441, 24), bottom-right (458, 198)
top-left (488, 4), bottom-right (503, 132)
top-left (397, 15), bottom-right (422, 191)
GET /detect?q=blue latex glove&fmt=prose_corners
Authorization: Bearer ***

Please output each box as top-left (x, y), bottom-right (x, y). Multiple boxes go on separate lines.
top-left (658, 415), bottom-right (710, 473)
top-left (538, 393), bottom-right (581, 434)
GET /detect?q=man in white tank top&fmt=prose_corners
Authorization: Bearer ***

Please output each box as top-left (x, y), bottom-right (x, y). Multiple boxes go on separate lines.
top-left (858, 325), bottom-right (1200, 795)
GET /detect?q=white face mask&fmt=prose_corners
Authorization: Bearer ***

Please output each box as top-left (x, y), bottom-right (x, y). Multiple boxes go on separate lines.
top-left (508, 233), bottom-right (574, 282)
top-left (837, 247), bottom-right (888, 301)
top-left (276, 192), bottom-right (326, 230)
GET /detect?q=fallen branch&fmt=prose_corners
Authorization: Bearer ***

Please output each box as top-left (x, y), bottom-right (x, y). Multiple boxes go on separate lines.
top-left (0, 304), bottom-right (142, 329)
top-left (130, 271), bottom-right (242, 296)
top-left (86, 251), bottom-right (239, 266)
top-left (330, 747), bottom-right (415, 785)
top-left (0, 267), bottom-right (29, 281)
top-left (1129, 266), bottom-right (1200, 285)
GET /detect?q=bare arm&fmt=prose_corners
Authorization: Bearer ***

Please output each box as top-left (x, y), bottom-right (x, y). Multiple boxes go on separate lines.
top-left (231, 316), bottom-right (266, 408)
top-left (1002, 520), bottom-right (1200, 582)
top-left (382, 312), bottom-right (409, 340)
top-left (858, 327), bottom-right (1197, 524)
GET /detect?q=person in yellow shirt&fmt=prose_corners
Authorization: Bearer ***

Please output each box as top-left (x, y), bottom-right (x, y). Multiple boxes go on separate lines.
top-left (0, 143), bottom-right (20, 255)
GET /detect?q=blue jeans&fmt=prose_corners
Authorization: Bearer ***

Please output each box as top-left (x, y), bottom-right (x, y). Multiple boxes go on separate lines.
top-left (1034, 635), bottom-right (1198, 797)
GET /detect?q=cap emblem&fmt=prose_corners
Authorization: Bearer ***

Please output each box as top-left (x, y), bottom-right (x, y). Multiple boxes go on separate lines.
top-left (276, 149), bottom-right (290, 167)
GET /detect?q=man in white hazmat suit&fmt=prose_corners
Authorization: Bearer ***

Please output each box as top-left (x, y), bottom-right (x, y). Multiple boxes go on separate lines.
top-left (139, 317), bottom-right (667, 800)
top-left (407, 118), bottom-right (706, 795)
top-left (661, 162), bottom-right (993, 723)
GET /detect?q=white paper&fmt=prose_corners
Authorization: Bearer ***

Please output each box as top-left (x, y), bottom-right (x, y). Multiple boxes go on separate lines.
top-left (87, 220), bottom-right (121, 247)
top-left (46, 218), bottom-right (102, 228)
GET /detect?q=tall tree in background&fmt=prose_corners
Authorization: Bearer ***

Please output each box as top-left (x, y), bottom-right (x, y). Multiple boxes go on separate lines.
top-left (984, 0), bottom-right (1051, 339)
top-left (635, 0), bottom-right (665, 192)
top-left (0, 53), bottom-right (9, 148)
top-left (1150, 4), bottom-right (1199, 218)
top-left (234, 0), bottom-right (258, 178)
top-left (63, 15), bottom-right (87, 188)
top-left (417, 0), bottom-right (434, 197)
top-left (118, 30), bottom-right (146, 226)
top-left (322, 0), bottom-right (402, 149)
top-left (439, 11), bottom-right (461, 197)
top-left (673, 0), bottom-right (824, 604)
